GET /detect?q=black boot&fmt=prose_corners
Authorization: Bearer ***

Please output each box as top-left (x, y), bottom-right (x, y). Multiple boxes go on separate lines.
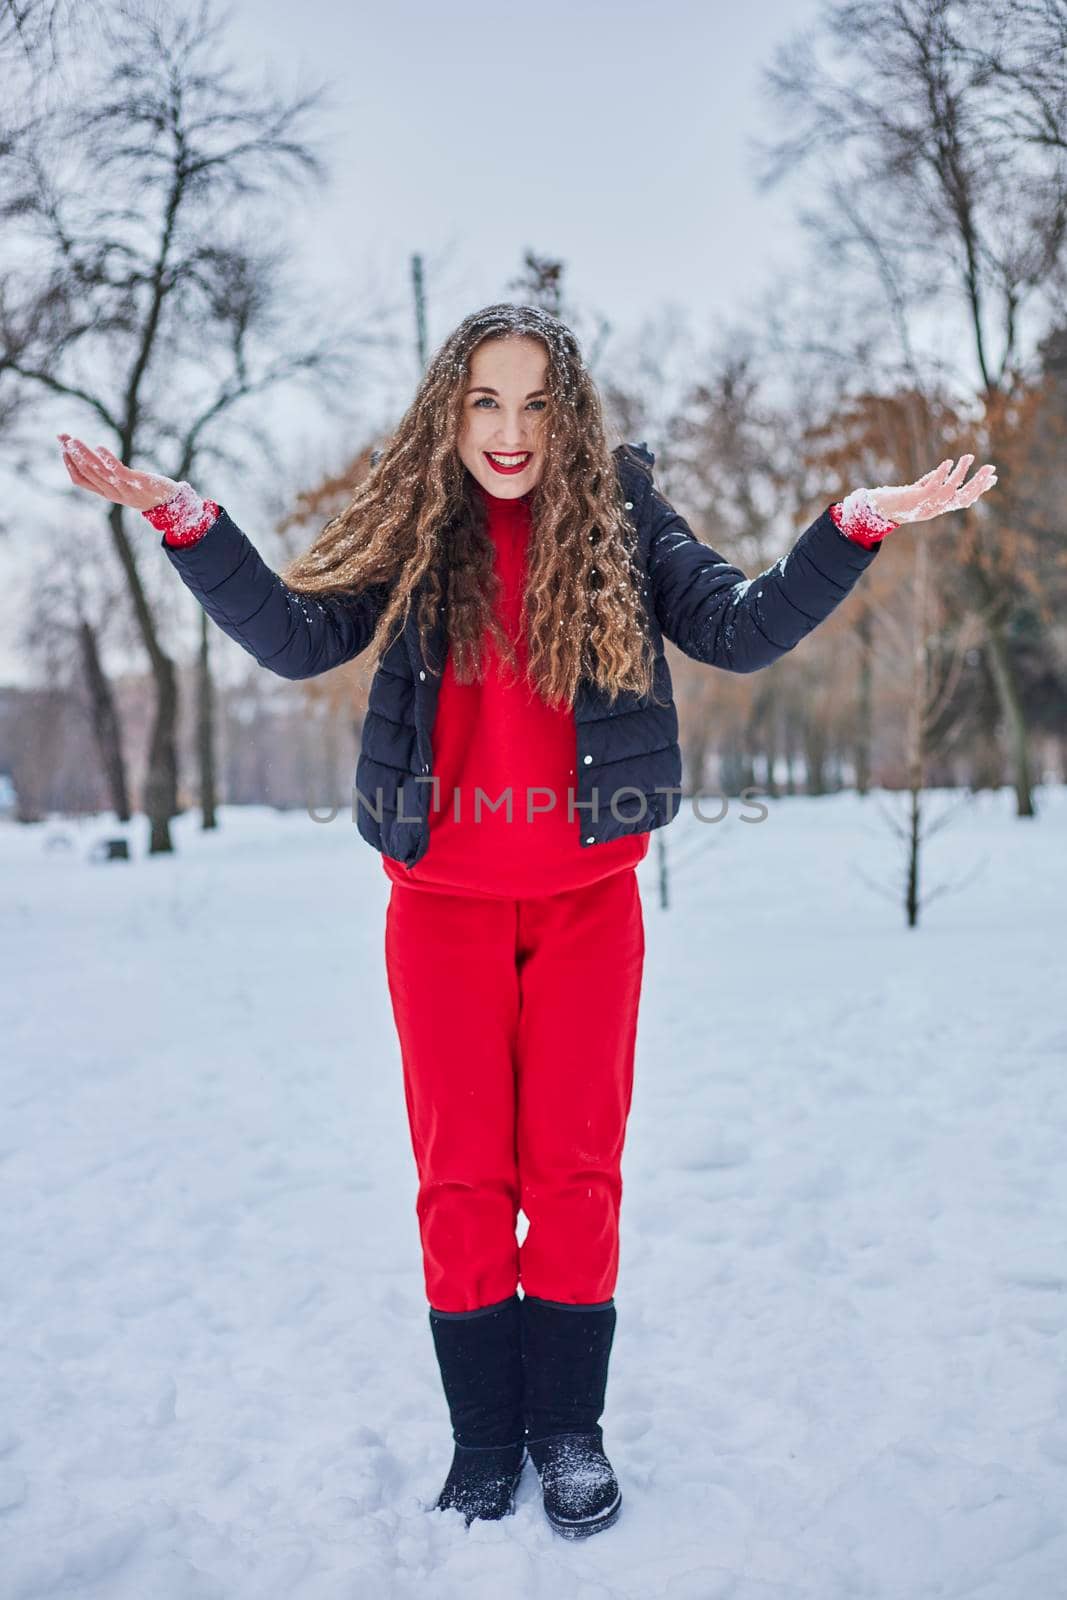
top-left (519, 1294), bottom-right (623, 1539)
top-left (428, 1292), bottom-right (527, 1526)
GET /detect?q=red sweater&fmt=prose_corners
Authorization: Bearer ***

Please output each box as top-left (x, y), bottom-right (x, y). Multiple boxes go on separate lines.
top-left (381, 481), bottom-right (649, 898)
top-left (145, 476), bottom-right (895, 896)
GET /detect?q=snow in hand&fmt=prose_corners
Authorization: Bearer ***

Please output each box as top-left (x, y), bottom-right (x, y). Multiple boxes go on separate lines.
top-left (143, 482), bottom-right (219, 546)
top-left (838, 486), bottom-right (897, 538)
top-left (2, 788), bottom-right (1065, 1597)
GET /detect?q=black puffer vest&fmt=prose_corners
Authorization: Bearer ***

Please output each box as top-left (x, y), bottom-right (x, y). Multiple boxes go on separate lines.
top-left (161, 441), bottom-right (880, 868)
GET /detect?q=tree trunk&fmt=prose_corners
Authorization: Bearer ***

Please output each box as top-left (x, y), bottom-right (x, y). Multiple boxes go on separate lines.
top-left (905, 531), bottom-right (929, 929)
top-left (763, 689), bottom-right (781, 798)
top-left (77, 618), bottom-right (131, 821)
top-left (855, 604), bottom-right (873, 796)
top-left (144, 657), bottom-right (178, 851)
top-left (982, 606), bottom-right (1037, 818)
top-left (970, 726), bottom-right (1004, 791)
top-left (684, 721), bottom-right (711, 799)
top-left (197, 608), bottom-right (218, 830)
top-left (803, 717), bottom-right (828, 796)
top-left (784, 710), bottom-right (798, 796)
top-left (749, 681), bottom-right (778, 797)
top-left (964, 556), bottom-right (1036, 818)
top-left (906, 784), bottom-right (920, 928)
top-left (968, 647), bottom-right (1004, 791)
top-left (107, 501), bottom-right (178, 852)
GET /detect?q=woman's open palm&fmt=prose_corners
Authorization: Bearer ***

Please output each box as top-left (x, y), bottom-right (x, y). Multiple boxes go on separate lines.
top-left (58, 434), bottom-right (178, 513)
top-left (870, 454), bottom-right (997, 525)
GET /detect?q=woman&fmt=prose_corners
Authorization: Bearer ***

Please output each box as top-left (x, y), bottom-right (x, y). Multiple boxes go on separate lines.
top-left (58, 302), bottom-right (995, 1539)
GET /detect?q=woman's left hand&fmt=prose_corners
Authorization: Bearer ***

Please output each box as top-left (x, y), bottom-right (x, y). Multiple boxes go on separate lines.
top-left (869, 455), bottom-right (997, 525)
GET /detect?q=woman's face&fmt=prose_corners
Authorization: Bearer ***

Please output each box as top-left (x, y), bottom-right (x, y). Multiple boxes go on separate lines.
top-left (456, 335), bottom-right (548, 498)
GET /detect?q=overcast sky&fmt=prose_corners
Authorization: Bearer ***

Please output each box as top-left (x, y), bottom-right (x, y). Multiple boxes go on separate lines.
top-left (221, 0), bottom-right (825, 392)
top-left (3, 0), bottom-right (827, 686)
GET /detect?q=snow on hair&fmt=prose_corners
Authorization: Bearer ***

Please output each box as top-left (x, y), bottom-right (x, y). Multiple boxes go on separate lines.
top-left (276, 302), bottom-right (660, 710)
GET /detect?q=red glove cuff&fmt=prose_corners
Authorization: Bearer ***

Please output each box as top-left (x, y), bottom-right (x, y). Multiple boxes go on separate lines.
top-left (143, 484), bottom-right (220, 547)
top-left (829, 489), bottom-right (898, 550)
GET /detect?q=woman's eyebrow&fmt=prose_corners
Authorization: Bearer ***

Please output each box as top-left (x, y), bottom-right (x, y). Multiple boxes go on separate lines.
top-left (467, 386), bottom-right (547, 398)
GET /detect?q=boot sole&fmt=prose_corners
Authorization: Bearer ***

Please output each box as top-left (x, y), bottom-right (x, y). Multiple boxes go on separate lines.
top-left (544, 1485), bottom-right (622, 1539)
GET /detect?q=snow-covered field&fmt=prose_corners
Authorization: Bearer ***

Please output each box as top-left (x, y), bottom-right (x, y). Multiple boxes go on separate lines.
top-left (2, 786), bottom-right (1065, 1600)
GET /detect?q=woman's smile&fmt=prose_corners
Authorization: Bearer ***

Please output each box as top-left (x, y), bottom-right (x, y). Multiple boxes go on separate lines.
top-left (484, 451), bottom-right (532, 475)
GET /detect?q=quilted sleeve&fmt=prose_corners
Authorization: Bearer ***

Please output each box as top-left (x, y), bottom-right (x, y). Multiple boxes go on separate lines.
top-left (159, 506), bottom-right (391, 681)
top-left (647, 488), bottom-right (882, 674)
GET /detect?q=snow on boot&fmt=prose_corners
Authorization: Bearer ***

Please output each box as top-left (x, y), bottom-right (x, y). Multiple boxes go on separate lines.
top-left (525, 1429), bottom-right (622, 1538)
top-left (520, 1294), bottom-right (623, 1538)
top-left (428, 1292), bottom-right (527, 1526)
top-left (434, 1439), bottom-right (527, 1526)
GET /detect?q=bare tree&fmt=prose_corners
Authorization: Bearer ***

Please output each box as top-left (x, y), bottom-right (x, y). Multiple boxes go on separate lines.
top-left (754, 0), bottom-right (1067, 818)
top-left (808, 387), bottom-right (997, 920)
top-left (507, 252), bottom-right (613, 373)
top-left (600, 302), bottom-right (704, 481)
top-left (860, 530), bottom-right (987, 926)
top-left (1, 0), bottom-right (91, 67)
top-left (508, 251), bottom-right (565, 318)
top-left (19, 520), bottom-right (133, 818)
top-left (0, 0), bottom-right (382, 850)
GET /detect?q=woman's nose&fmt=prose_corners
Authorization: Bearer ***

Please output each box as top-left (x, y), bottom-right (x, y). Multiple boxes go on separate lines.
top-left (492, 425), bottom-right (534, 446)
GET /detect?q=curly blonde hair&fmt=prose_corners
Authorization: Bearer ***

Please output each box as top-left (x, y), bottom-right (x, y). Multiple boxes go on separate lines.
top-left (278, 302), bottom-right (657, 709)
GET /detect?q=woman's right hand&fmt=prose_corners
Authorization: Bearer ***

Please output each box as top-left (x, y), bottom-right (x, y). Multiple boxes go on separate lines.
top-left (58, 435), bottom-right (180, 512)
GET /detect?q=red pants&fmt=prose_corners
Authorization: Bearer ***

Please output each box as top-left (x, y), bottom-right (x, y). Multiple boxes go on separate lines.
top-left (384, 867), bottom-right (646, 1313)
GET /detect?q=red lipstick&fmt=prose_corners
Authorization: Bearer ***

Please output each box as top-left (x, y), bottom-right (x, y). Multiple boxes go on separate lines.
top-left (484, 451), bottom-right (531, 476)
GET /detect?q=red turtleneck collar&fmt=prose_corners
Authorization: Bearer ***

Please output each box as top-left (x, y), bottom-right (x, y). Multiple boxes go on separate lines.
top-left (473, 477), bottom-right (534, 512)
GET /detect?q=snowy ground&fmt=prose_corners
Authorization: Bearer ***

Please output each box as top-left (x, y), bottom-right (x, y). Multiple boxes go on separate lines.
top-left (2, 786), bottom-right (1066, 1600)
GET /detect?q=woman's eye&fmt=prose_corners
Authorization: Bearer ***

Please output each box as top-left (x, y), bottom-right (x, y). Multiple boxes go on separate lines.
top-left (472, 397), bottom-right (546, 410)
